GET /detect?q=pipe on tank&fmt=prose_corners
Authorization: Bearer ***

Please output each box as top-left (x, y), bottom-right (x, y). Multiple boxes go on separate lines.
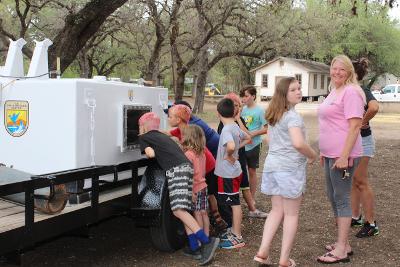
top-left (0, 166), bottom-right (68, 214)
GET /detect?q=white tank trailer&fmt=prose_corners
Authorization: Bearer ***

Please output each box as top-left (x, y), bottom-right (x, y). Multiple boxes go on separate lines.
top-left (0, 38), bottom-right (168, 212)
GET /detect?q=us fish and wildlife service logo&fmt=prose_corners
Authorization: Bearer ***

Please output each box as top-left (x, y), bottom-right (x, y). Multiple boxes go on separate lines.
top-left (4, 100), bottom-right (29, 137)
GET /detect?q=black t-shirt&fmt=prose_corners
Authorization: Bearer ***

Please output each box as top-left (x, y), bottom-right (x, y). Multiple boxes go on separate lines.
top-left (361, 86), bottom-right (376, 137)
top-left (139, 130), bottom-right (190, 170)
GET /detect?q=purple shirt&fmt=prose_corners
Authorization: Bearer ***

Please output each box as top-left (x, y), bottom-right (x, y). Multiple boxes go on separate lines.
top-left (318, 85), bottom-right (364, 158)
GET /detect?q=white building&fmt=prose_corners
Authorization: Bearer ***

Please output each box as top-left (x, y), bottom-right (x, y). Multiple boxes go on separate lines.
top-left (251, 57), bottom-right (330, 100)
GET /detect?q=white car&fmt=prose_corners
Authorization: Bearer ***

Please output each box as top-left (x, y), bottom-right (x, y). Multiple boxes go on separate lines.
top-left (373, 84), bottom-right (400, 102)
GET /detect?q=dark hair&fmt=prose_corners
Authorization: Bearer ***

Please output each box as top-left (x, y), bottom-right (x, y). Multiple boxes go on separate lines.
top-left (217, 98), bottom-right (235, 118)
top-left (239, 85), bottom-right (257, 98)
top-left (352, 58), bottom-right (369, 81)
top-left (174, 100), bottom-right (192, 110)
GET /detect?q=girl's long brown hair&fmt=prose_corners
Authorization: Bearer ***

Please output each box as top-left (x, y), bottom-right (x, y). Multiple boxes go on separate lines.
top-left (182, 124), bottom-right (205, 155)
top-left (265, 77), bottom-right (296, 126)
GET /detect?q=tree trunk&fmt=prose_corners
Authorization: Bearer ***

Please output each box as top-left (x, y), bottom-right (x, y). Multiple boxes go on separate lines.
top-left (193, 46), bottom-right (208, 114)
top-left (169, 0), bottom-right (184, 101)
top-left (239, 57), bottom-right (252, 86)
top-left (174, 69), bottom-right (186, 101)
top-left (144, 36), bottom-right (163, 85)
top-left (192, 1), bottom-right (209, 114)
top-left (77, 49), bottom-right (91, 78)
top-left (48, 0), bottom-right (128, 73)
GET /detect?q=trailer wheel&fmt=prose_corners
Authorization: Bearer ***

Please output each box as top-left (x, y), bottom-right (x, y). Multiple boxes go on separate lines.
top-left (150, 186), bottom-right (185, 252)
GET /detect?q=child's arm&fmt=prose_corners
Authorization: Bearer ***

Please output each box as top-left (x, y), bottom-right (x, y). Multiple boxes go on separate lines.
top-left (225, 141), bottom-right (236, 164)
top-left (249, 124), bottom-right (268, 138)
top-left (289, 127), bottom-right (317, 163)
top-left (239, 131), bottom-right (251, 148)
top-left (144, 147), bottom-right (156, 158)
top-left (236, 116), bottom-right (251, 136)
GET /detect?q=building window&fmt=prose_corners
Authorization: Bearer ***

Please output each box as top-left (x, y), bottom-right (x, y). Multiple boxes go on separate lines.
top-left (327, 77), bottom-right (331, 87)
top-left (262, 74), bottom-right (268, 87)
top-left (321, 74), bottom-right (325, 89)
top-left (295, 74), bottom-right (302, 85)
top-left (313, 74), bottom-right (318, 89)
top-left (279, 60), bottom-right (284, 67)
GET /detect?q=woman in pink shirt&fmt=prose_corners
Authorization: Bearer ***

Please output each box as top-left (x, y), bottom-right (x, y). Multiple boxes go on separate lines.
top-left (317, 55), bottom-right (365, 264)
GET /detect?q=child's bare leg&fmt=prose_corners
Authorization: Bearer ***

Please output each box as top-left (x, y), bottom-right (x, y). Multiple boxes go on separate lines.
top-left (279, 196), bottom-right (302, 266)
top-left (248, 167), bottom-right (257, 199)
top-left (173, 209), bottom-right (201, 233)
top-left (201, 210), bottom-right (210, 236)
top-left (231, 205), bottom-right (242, 237)
top-left (242, 188), bottom-right (256, 211)
top-left (208, 194), bottom-right (218, 213)
top-left (184, 225), bottom-right (193, 235)
top-left (194, 211), bottom-right (204, 230)
top-left (257, 196), bottom-right (284, 257)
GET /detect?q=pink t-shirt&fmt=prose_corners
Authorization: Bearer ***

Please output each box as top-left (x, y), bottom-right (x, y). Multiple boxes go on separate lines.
top-left (184, 150), bottom-right (207, 194)
top-left (318, 85), bottom-right (364, 158)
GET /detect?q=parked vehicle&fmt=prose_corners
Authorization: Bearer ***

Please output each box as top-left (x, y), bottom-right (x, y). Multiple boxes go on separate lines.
top-left (373, 84), bottom-right (400, 102)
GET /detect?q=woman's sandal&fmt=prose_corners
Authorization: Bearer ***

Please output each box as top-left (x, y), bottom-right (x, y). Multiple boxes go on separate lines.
top-left (279, 258), bottom-right (296, 267)
top-left (325, 244), bottom-right (354, 256)
top-left (317, 252), bottom-right (350, 264)
top-left (253, 254), bottom-right (272, 265)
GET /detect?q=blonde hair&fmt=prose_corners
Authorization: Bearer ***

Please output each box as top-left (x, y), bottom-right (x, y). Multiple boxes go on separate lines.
top-left (265, 77), bottom-right (296, 126)
top-left (330, 55), bottom-right (366, 103)
top-left (181, 125), bottom-right (205, 155)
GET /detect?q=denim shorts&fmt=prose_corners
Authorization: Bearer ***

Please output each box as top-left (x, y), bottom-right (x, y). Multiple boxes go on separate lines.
top-left (260, 167), bottom-right (306, 199)
top-left (362, 134), bottom-right (375, 158)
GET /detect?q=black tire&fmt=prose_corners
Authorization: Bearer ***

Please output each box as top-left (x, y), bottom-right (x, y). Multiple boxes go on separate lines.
top-left (149, 185), bottom-right (186, 252)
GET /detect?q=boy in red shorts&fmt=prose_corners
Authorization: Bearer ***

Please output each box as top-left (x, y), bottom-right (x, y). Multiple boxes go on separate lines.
top-left (215, 98), bottom-right (250, 249)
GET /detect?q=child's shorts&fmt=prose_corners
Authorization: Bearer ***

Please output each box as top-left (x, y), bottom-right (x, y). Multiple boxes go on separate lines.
top-left (245, 143), bottom-right (261, 169)
top-left (165, 163), bottom-right (193, 211)
top-left (192, 188), bottom-right (208, 211)
top-left (238, 151), bottom-right (250, 190)
top-left (261, 167), bottom-right (306, 199)
top-left (217, 174), bottom-right (242, 206)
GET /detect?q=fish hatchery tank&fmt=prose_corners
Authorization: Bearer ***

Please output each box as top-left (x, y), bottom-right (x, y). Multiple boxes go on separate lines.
top-left (122, 104), bottom-right (152, 152)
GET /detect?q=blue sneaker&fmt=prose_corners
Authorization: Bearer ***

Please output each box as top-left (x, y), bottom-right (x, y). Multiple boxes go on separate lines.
top-left (219, 233), bottom-right (245, 249)
top-left (219, 228), bottom-right (231, 240)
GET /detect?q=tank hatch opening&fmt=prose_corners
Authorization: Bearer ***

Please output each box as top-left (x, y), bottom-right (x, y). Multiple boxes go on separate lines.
top-left (122, 105), bottom-right (152, 152)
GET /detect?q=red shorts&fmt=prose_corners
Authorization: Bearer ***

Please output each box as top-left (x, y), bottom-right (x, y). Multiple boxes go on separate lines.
top-left (217, 174), bottom-right (242, 206)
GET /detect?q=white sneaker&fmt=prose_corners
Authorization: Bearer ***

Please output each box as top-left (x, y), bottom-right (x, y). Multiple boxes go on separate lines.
top-left (248, 209), bottom-right (268, 218)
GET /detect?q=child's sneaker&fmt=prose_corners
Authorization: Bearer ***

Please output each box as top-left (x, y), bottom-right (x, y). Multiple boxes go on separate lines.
top-left (182, 246), bottom-right (202, 260)
top-left (199, 237), bottom-right (220, 266)
top-left (219, 228), bottom-right (231, 240)
top-left (219, 233), bottom-right (245, 249)
top-left (355, 221), bottom-right (379, 238)
top-left (248, 209), bottom-right (268, 218)
top-left (351, 215), bottom-right (363, 227)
